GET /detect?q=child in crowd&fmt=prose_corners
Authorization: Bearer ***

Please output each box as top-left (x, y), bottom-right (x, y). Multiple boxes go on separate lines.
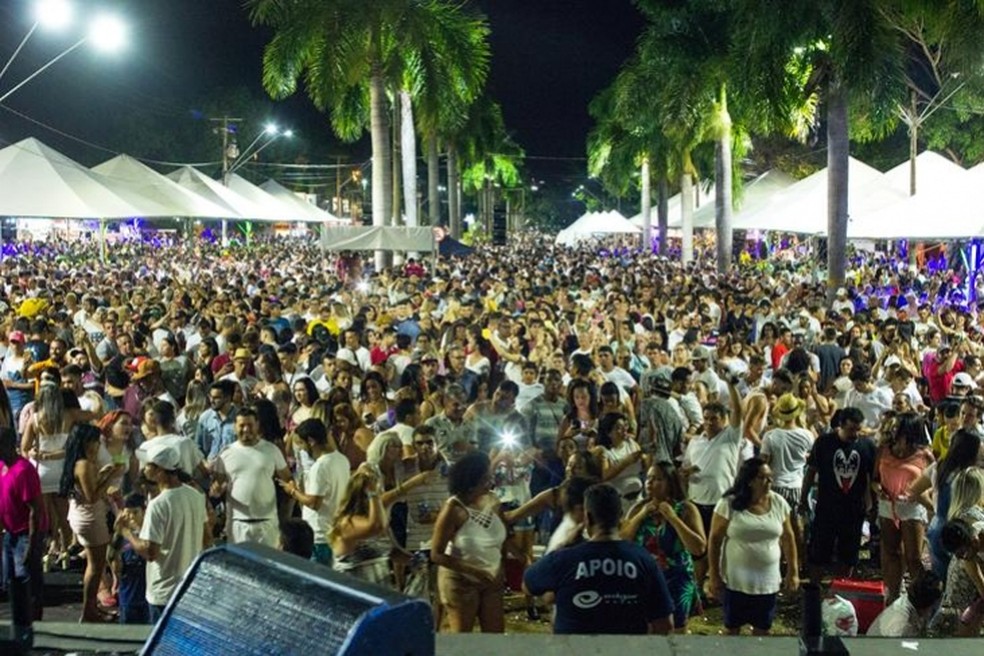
top-left (279, 518), bottom-right (315, 560)
top-left (109, 493), bottom-right (149, 624)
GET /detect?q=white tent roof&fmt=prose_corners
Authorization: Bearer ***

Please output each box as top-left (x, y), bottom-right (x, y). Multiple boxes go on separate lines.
top-left (166, 167), bottom-right (283, 221)
top-left (0, 138), bottom-right (178, 219)
top-left (883, 151), bottom-right (967, 196)
top-left (690, 170), bottom-right (797, 230)
top-left (260, 178), bottom-right (343, 223)
top-left (734, 157), bottom-right (906, 234)
top-left (93, 155), bottom-right (240, 219)
top-left (850, 159), bottom-right (983, 239)
top-left (556, 210), bottom-right (639, 245)
top-left (227, 174), bottom-right (324, 223)
top-left (629, 183), bottom-right (715, 228)
top-left (323, 225), bottom-right (435, 252)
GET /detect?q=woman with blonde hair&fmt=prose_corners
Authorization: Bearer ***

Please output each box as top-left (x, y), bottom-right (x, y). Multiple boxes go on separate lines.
top-left (21, 372), bottom-right (89, 566)
top-left (329, 465), bottom-right (392, 585)
top-left (931, 467), bottom-right (984, 636)
top-left (331, 402), bottom-right (374, 470)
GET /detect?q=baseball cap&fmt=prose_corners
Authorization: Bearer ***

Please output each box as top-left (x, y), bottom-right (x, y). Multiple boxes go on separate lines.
top-left (953, 372), bottom-right (977, 389)
top-left (7, 330), bottom-right (25, 344)
top-left (691, 345), bottom-right (711, 361)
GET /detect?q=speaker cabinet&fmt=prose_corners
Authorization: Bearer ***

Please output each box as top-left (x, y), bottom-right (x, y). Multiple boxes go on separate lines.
top-left (141, 543), bottom-right (434, 656)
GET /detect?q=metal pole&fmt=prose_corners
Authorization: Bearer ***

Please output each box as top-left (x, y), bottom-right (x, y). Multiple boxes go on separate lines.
top-left (99, 219), bottom-right (106, 264)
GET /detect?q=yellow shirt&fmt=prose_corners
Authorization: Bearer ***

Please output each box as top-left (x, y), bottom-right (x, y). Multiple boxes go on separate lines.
top-left (932, 425), bottom-right (951, 460)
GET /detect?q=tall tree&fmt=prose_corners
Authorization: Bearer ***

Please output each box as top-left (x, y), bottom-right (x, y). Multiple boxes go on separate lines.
top-left (732, 0), bottom-right (904, 297)
top-left (247, 0), bottom-right (489, 263)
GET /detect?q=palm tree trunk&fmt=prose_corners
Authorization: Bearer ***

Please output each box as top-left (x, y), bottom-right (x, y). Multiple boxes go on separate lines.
top-left (448, 146), bottom-right (461, 238)
top-left (392, 99), bottom-right (402, 228)
top-left (427, 134), bottom-right (439, 226)
top-left (369, 69), bottom-right (392, 270)
top-left (714, 83), bottom-right (733, 273)
top-left (640, 155), bottom-right (652, 251)
top-left (827, 75), bottom-right (850, 301)
top-left (657, 177), bottom-right (669, 256)
top-left (681, 157), bottom-right (695, 265)
top-left (400, 90), bottom-right (418, 229)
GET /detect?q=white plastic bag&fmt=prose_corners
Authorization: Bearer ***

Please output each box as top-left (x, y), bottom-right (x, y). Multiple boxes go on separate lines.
top-left (822, 594), bottom-right (859, 636)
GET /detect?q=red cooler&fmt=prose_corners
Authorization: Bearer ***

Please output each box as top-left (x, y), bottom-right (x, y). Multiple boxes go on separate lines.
top-left (829, 578), bottom-right (885, 634)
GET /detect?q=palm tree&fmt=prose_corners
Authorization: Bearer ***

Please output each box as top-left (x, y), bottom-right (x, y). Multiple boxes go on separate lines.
top-left (458, 96), bottom-right (524, 238)
top-left (393, 5), bottom-right (490, 229)
top-left (731, 0), bottom-right (905, 296)
top-left (247, 0), bottom-right (489, 263)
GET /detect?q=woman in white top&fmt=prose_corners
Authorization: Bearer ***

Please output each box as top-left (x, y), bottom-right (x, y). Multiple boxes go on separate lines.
top-left (707, 457), bottom-right (799, 636)
top-left (21, 376), bottom-right (90, 565)
top-left (592, 412), bottom-right (644, 512)
top-left (430, 451), bottom-right (541, 633)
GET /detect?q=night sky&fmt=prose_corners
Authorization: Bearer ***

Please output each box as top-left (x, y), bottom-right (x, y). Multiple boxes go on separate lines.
top-left (0, 0), bottom-right (642, 190)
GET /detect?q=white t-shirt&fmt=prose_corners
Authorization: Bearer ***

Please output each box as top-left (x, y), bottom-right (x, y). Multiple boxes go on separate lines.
top-left (714, 491), bottom-right (790, 595)
top-left (683, 425), bottom-right (744, 506)
top-left (215, 440), bottom-right (287, 521)
top-left (302, 452), bottom-right (351, 544)
top-left (842, 387), bottom-right (893, 429)
top-left (760, 427), bottom-right (814, 489)
top-left (141, 484), bottom-right (207, 606)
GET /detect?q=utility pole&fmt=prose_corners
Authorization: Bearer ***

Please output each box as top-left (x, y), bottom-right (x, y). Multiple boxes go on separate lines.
top-left (210, 116), bottom-right (242, 246)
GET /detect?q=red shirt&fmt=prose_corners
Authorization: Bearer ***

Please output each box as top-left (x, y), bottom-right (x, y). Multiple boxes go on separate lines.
top-left (0, 456), bottom-right (48, 534)
top-left (771, 342), bottom-right (790, 370)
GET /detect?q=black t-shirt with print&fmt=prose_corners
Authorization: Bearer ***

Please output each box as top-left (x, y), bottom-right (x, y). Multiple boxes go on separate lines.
top-left (807, 432), bottom-right (876, 518)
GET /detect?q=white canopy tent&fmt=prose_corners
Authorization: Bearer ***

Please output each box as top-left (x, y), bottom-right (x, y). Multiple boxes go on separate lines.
top-left (323, 225), bottom-right (435, 252)
top-left (849, 153), bottom-right (980, 240)
top-left (0, 138), bottom-right (175, 218)
top-left (556, 210), bottom-right (639, 246)
top-left (227, 174), bottom-right (323, 223)
top-left (734, 157), bottom-right (906, 234)
top-left (883, 151), bottom-right (967, 196)
top-left (260, 178), bottom-right (343, 223)
top-left (93, 155), bottom-right (239, 219)
top-left (690, 170), bottom-right (797, 230)
top-left (166, 166), bottom-right (283, 222)
top-left (629, 183), bottom-right (715, 228)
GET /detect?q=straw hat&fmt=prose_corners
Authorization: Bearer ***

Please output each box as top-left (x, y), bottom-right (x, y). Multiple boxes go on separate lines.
top-left (772, 393), bottom-right (805, 422)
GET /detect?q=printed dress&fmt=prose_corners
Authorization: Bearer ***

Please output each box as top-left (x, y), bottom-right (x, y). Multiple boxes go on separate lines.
top-left (633, 500), bottom-right (701, 627)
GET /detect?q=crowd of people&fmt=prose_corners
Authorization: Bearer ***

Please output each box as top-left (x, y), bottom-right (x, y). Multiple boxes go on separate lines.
top-left (0, 233), bottom-right (983, 638)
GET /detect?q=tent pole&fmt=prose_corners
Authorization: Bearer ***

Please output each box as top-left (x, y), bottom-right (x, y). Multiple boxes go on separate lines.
top-left (221, 219), bottom-right (228, 247)
top-left (99, 219), bottom-right (106, 264)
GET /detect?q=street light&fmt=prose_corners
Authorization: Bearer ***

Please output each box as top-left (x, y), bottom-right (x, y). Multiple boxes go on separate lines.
top-left (228, 125), bottom-right (293, 174)
top-left (0, 2), bottom-right (127, 104)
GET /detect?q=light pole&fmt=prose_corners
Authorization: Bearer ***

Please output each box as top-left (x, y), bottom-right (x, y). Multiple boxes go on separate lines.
top-left (228, 124), bottom-right (293, 174)
top-left (0, 0), bottom-right (125, 264)
top-left (0, 4), bottom-right (126, 104)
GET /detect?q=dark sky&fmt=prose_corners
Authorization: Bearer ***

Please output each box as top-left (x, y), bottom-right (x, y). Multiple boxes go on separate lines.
top-left (0, 0), bottom-right (642, 188)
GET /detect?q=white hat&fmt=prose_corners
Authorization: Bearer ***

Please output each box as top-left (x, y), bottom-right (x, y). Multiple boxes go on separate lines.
top-left (952, 372), bottom-right (977, 389)
top-left (836, 287), bottom-right (848, 297)
top-left (145, 443), bottom-right (180, 471)
top-left (335, 347), bottom-right (359, 367)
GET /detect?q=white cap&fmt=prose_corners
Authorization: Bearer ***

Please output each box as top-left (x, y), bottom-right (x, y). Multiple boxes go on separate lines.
top-left (144, 443), bottom-right (180, 471)
top-left (335, 347), bottom-right (359, 367)
top-left (953, 372), bottom-right (977, 389)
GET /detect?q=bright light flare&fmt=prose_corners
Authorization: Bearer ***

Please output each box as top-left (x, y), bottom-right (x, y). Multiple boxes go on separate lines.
top-left (36, 0), bottom-right (73, 31)
top-left (264, 123), bottom-right (278, 135)
top-left (88, 15), bottom-right (126, 53)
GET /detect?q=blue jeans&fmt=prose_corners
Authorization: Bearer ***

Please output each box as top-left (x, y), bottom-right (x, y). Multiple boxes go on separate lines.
top-left (2, 530), bottom-right (44, 645)
top-left (148, 603), bottom-right (167, 625)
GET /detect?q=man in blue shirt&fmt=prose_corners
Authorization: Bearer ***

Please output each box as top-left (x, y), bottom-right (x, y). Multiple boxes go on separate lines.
top-left (523, 483), bottom-right (673, 635)
top-left (195, 380), bottom-right (238, 460)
